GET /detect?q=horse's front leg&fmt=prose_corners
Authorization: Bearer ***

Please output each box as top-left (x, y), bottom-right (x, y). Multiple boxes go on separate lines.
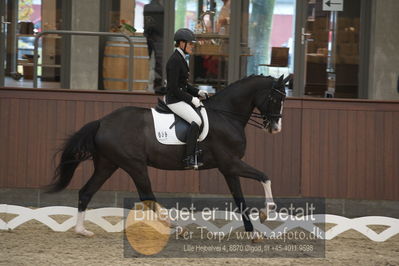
top-left (220, 174), bottom-right (254, 233)
top-left (221, 159), bottom-right (276, 223)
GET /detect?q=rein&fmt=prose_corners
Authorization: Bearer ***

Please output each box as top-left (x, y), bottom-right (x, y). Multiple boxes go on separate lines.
top-left (204, 106), bottom-right (266, 129)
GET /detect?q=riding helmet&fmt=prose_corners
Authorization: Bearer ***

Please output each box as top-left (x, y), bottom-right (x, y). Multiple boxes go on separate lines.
top-left (174, 28), bottom-right (196, 43)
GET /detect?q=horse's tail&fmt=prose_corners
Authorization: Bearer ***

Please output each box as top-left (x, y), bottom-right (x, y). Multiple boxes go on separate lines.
top-left (46, 120), bottom-right (101, 193)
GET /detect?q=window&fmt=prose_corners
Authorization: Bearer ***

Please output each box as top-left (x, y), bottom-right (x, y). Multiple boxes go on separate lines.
top-left (243, 0), bottom-right (296, 78)
top-left (175, 0), bottom-right (231, 91)
top-left (102, 0), bottom-right (165, 91)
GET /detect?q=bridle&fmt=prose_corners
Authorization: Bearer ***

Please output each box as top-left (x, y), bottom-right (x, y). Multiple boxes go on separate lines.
top-left (205, 86), bottom-right (286, 130)
top-left (252, 87), bottom-right (286, 129)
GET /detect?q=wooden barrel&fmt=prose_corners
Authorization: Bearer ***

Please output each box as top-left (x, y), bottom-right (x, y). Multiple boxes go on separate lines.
top-left (103, 36), bottom-right (150, 91)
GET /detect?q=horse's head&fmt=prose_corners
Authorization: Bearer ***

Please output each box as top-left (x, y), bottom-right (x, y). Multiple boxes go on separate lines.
top-left (255, 75), bottom-right (289, 134)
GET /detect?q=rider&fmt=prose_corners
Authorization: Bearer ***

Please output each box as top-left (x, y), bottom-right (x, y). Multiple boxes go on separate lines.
top-left (165, 28), bottom-right (208, 169)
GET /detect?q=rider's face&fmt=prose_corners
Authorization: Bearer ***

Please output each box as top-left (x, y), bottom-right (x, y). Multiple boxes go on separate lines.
top-left (180, 42), bottom-right (194, 55)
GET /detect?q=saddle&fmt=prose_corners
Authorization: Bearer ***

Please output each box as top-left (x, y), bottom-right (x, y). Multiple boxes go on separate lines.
top-left (151, 98), bottom-right (209, 145)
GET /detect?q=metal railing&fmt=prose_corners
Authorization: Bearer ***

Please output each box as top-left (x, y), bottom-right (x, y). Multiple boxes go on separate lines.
top-left (33, 30), bottom-right (134, 91)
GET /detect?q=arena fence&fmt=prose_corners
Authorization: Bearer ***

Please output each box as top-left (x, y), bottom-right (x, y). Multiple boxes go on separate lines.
top-left (1, 204), bottom-right (398, 242)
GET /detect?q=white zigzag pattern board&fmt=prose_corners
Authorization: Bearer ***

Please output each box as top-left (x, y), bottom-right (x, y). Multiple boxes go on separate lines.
top-left (1, 205), bottom-right (398, 242)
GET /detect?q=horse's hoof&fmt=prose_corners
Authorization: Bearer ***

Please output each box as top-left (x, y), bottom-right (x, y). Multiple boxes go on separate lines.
top-left (259, 209), bottom-right (267, 224)
top-left (158, 219), bottom-right (172, 228)
top-left (75, 228), bottom-right (94, 237)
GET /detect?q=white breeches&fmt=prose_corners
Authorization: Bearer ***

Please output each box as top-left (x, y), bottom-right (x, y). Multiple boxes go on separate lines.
top-left (167, 101), bottom-right (202, 126)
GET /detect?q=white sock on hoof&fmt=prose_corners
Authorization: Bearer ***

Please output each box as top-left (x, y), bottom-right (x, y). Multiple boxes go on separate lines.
top-left (75, 211), bottom-right (94, 237)
top-left (262, 181), bottom-right (276, 210)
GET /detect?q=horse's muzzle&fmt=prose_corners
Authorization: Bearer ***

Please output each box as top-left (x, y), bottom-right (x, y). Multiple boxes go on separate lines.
top-left (265, 121), bottom-right (281, 134)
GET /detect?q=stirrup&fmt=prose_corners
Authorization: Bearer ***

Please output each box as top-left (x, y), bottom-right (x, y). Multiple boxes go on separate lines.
top-left (183, 155), bottom-right (203, 170)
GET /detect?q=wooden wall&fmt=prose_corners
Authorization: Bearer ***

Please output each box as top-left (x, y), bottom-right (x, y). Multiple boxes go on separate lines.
top-left (0, 88), bottom-right (398, 200)
top-left (300, 100), bottom-right (399, 200)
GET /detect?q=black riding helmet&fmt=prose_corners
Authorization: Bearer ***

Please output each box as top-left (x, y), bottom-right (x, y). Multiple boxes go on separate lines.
top-left (174, 28), bottom-right (196, 43)
top-left (174, 28), bottom-right (196, 53)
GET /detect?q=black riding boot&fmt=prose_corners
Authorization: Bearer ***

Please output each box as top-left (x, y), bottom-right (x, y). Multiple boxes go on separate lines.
top-left (184, 122), bottom-right (203, 169)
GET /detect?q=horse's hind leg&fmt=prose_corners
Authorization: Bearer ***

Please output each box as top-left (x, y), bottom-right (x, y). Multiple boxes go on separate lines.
top-left (123, 163), bottom-right (156, 202)
top-left (75, 155), bottom-right (117, 236)
top-left (124, 163), bottom-right (174, 227)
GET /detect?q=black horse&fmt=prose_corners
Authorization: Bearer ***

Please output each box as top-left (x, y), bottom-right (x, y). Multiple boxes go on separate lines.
top-left (47, 74), bottom-right (289, 237)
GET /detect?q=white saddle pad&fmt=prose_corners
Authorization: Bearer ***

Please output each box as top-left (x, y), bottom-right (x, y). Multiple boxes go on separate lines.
top-left (151, 108), bottom-right (209, 145)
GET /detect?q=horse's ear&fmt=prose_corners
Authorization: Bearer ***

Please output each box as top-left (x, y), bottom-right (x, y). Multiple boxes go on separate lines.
top-left (278, 75), bottom-right (284, 85)
top-left (283, 75), bottom-right (291, 85)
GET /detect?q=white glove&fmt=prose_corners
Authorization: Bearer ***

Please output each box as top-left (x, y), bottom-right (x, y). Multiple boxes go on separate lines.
top-left (191, 97), bottom-right (201, 108)
top-left (198, 90), bottom-right (209, 99)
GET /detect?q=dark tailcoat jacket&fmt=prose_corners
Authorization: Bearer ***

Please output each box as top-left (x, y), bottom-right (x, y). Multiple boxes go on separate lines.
top-left (165, 49), bottom-right (199, 105)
